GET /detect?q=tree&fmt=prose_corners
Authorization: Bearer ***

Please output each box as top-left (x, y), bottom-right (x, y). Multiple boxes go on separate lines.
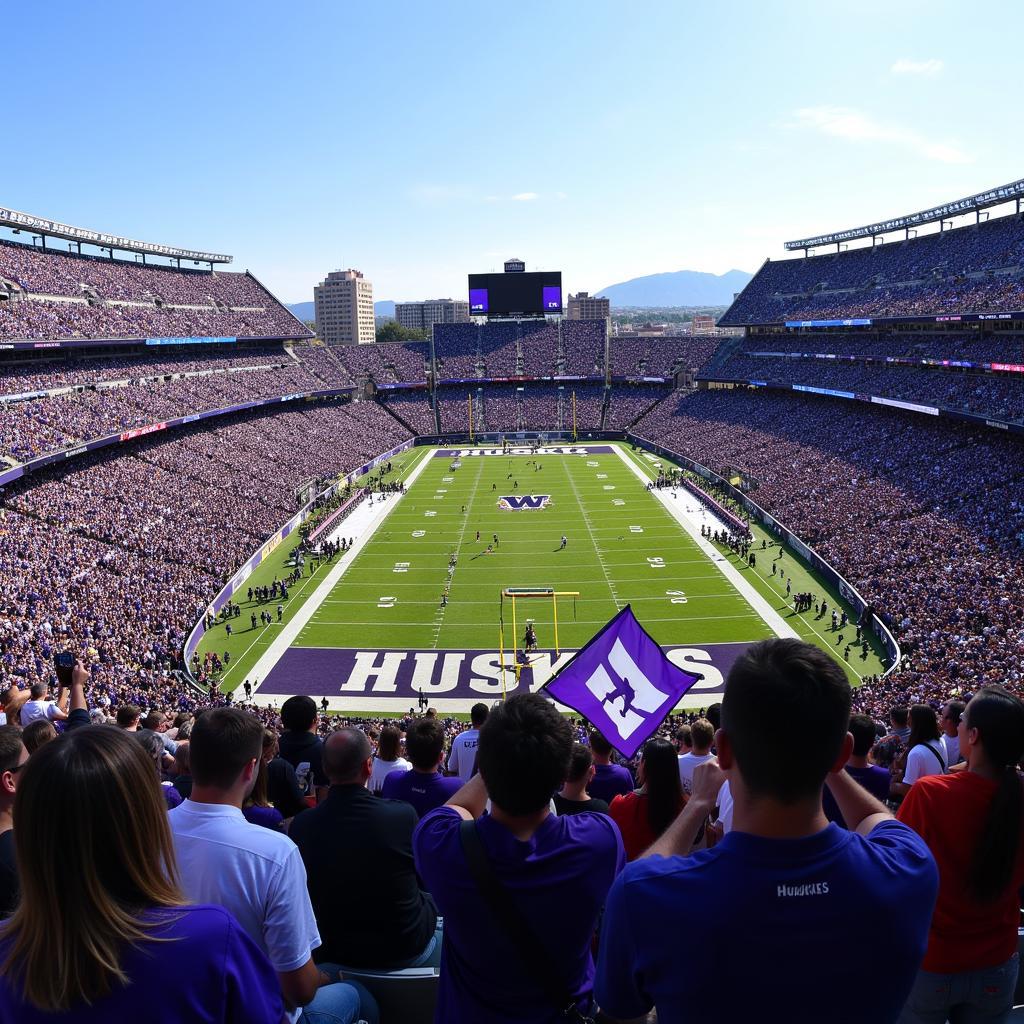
top-left (375, 321), bottom-right (426, 343)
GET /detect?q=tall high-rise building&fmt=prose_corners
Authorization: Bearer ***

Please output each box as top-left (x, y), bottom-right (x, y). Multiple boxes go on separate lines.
top-left (567, 291), bottom-right (610, 321)
top-left (313, 269), bottom-right (375, 345)
top-left (394, 298), bottom-right (470, 333)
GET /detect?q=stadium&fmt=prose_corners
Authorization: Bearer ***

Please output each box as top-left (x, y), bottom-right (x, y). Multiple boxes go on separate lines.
top-left (2, 174), bottom-right (1023, 1022)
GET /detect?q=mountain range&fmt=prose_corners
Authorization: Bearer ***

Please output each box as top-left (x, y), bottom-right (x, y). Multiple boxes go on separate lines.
top-left (596, 268), bottom-right (752, 307)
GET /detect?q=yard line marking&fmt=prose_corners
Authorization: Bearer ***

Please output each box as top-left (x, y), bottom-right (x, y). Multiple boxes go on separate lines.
top-left (561, 456), bottom-right (621, 610)
top-left (431, 456), bottom-right (484, 648)
top-left (611, 444), bottom-right (799, 641)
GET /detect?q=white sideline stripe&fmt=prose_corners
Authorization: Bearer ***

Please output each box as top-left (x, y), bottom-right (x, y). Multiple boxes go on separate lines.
top-left (611, 445), bottom-right (799, 641)
top-left (249, 447), bottom-right (435, 701)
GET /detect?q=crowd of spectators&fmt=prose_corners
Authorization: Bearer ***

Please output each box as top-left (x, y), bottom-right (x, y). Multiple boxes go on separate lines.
top-left (717, 352), bottom-right (1024, 422)
top-left (603, 384), bottom-right (670, 430)
top-left (608, 335), bottom-right (719, 377)
top-left (721, 213), bottom-right (1024, 325)
top-left (0, 399), bottom-right (412, 713)
top-left (0, 357), bottom-right (329, 463)
top-left (0, 239), bottom-right (307, 340)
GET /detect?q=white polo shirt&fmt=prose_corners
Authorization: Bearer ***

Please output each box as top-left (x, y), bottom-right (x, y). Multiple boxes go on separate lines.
top-left (169, 800), bottom-right (320, 1023)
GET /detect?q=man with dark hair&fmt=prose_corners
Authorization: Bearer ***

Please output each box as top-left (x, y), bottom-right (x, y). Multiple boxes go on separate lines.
top-left (587, 729), bottom-right (634, 804)
top-left (278, 694), bottom-right (327, 801)
top-left (890, 705), bottom-right (911, 744)
top-left (142, 709), bottom-right (178, 756)
top-left (822, 714), bottom-right (893, 828)
top-left (115, 704), bottom-right (141, 731)
top-left (415, 692), bottom-right (624, 1023)
top-left (0, 726), bottom-right (28, 917)
top-left (290, 728), bottom-right (439, 970)
top-left (939, 700), bottom-right (966, 767)
top-left (381, 717), bottom-right (461, 816)
top-left (446, 702), bottom-right (488, 781)
top-left (171, 710), bottom-right (376, 1024)
top-left (553, 743), bottom-right (610, 816)
top-left (596, 638), bottom-right (937, 1024)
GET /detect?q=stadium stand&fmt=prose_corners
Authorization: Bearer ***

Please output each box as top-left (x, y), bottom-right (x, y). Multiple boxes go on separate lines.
top-left (0, 238), bottom-right (307, 340)
top-left (560, 319), bottom-right (606, 376)
top-left (0, 399), bottom-right (410, 708)
top-left (714, 353), bottom-right (1024, 422)
top-left (433, 323), bottom-right (480, 379)
top-left (720, 212), bottom-right (1024, 325)
top-left (608, 335), bottom-right (719, 377)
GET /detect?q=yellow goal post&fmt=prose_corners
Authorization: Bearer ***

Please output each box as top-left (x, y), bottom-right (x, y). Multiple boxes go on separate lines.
top-left (498, 587), bottom-right (580, 698)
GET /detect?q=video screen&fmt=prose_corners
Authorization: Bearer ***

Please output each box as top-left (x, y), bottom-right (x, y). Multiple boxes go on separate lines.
top-left (468, 271), bottom-right (562, 316)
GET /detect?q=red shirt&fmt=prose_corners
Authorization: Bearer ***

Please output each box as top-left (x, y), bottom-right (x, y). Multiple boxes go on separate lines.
top-left (898, 770), bottom-right (1024, 973)
top-left (608, 791), bottom-right (685, 861)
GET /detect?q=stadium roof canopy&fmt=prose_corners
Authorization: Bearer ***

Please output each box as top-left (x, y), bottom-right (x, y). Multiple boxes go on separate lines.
top-left (0, 206), bottom-right (232, 265)
top-left (784, 178), bottom-right (1024, 252)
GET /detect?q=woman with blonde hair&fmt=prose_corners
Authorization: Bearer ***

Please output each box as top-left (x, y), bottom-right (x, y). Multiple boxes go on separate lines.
top-left (0, 727), bottom-right (283, 1022)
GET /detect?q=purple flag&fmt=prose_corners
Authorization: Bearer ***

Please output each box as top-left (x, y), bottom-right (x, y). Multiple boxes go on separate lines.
top-left (543, 605), bottom-right (701, 758)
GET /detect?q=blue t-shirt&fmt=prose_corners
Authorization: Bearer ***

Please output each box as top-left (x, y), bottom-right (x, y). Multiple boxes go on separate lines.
top-left (0, 904), bottom-right (283, 1024)
top-left (588, 762), bottom-right (634, 805)
top-left (380, 768), bottom-right (462, 818)
top-left (823, 765), bottom-right (892, 828)
top-left (415, 806), bottom-right (625, 1023)
top-left (597, 820), bottom-right (937, 1024)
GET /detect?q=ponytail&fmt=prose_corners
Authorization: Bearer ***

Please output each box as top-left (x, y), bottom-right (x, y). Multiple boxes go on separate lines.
top-left (966, 686), bottom-right (1024, 903)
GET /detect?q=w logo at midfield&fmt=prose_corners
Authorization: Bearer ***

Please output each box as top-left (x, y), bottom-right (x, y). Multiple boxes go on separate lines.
top-left (498, 495), bottom-right (551, 511)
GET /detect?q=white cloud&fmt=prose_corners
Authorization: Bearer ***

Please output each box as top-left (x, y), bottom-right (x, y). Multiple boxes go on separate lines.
top-left (511, 192), bottom-right (539, 201)
top-left (891, 58), bottom-right (944, 76)
top-left (789, 105), bottom-right (971, 165)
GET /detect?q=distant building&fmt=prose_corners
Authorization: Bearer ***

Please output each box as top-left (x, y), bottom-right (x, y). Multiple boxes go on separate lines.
top-left (691, 313), bottom-right (717, 334)
top-left (567, 292), bottom-right (610, 321)
top-left (394, 298), bottom-right (470, 333)
top-left (314, 269), bottom-right (375, 345)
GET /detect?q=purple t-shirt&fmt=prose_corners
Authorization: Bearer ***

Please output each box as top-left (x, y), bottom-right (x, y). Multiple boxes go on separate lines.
top-left (0, 904), bottom-right (283, 1023)
top-left (588, 762), bottom-right (634, 805)
top-left (823, 764), bottom-right (893, 828)
top-left (380, 768), bottom-right (462, 818)
top-left (414, 807), bottom-right (624, 1023)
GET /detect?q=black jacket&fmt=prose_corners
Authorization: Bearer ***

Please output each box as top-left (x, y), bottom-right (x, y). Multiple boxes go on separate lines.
top-left (289, 783), bottom-right (436, 967)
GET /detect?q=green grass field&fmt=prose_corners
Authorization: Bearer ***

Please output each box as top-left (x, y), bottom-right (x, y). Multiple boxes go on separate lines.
top-left (198, 442), bottom-right (886, 694)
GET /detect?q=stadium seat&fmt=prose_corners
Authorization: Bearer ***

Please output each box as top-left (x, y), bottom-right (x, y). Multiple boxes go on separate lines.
top-left (337, 966), bottom-right (439, 1024)
top-left (1013, 928), bottom-right (1024, 1008)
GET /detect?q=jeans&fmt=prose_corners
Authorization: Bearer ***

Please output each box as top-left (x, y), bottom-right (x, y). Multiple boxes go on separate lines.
top-left (898, 954), bottom-right (1019, 1024)
top-left (299, 964), bottom-right (380, 1024)
top-left (389, 921), bottom-right (444, 970)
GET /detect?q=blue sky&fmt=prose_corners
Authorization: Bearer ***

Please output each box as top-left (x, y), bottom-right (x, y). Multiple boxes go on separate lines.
top-left (2, 0), bottom-right (1020, 304)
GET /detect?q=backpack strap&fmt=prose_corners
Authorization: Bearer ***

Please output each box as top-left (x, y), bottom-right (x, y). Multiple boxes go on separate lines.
top-left (458, 819), bottom-right (593, 1023)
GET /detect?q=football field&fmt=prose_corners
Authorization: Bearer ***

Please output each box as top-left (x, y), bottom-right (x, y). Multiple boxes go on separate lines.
top-left (298, 445), bottom-right (775, 651)
top-left (200, 441), bottom-right (884, 712)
